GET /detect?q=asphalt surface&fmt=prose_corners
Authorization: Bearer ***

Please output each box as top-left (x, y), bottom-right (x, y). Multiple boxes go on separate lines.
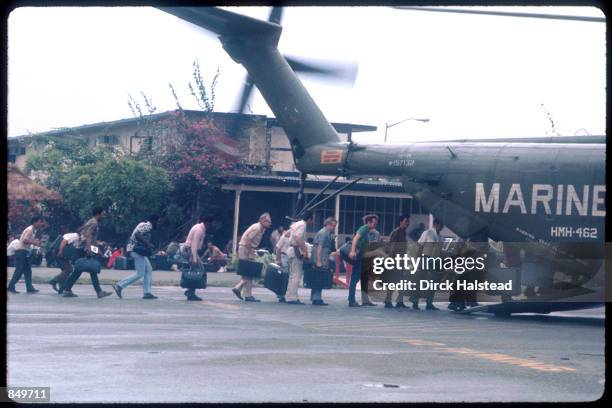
top-left (6, 269), bottom-right (605, 403)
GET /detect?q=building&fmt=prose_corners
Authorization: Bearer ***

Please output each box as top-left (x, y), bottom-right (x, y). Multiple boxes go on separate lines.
top-left (8, 110), bottom-right (436, 252)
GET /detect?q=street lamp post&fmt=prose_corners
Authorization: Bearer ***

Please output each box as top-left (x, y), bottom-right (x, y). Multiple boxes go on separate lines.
top-left (384, 117), bottom-right (430, 142)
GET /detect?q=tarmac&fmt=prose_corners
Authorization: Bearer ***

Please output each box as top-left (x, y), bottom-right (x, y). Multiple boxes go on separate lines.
top-left (6, 266), bottom-right (606, 403)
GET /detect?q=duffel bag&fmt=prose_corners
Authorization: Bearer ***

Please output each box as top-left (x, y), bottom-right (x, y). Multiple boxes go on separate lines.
top-left (180, 263), bottom-right (207, 289)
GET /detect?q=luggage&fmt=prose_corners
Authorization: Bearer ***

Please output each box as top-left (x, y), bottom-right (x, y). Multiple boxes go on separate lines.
top-left (74, 257), bottom-right (101, 274)
top-left (180, 263), bottom-right (207, 289)
top-left (303, 263), bottom-right (333, 290)
top-left (114, 256), bottom-right (135, 270)
top-left (237, 259), bottom-right (263, 278)
top-left (263, 263), bottom-right (289, 296)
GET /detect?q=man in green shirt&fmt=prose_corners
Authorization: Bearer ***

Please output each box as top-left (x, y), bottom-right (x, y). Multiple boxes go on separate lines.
top-left (347, 214), bottom-right (378, 307)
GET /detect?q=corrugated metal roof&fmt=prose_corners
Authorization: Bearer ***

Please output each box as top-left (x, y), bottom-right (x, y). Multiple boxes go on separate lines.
top-left (226, 173), bottom-right (405, 193)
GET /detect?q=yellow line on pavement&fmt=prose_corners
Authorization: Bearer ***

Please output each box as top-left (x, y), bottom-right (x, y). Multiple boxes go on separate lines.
top-left (201, 301), bottom-right (242, 311)
top-left (399, 339), bottom-right (575, 372)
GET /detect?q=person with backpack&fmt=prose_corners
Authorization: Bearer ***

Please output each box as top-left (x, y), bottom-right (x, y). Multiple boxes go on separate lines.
top-left (48, 231), bottom-right (80, 294)
top-left (61, 207), bottom-right (112, 298)
top-left (112, 214), bottom-right (160, 299)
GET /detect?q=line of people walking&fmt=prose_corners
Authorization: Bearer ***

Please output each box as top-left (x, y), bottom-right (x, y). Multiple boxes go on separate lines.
top-left (8, 207), bottom-right (478, 310)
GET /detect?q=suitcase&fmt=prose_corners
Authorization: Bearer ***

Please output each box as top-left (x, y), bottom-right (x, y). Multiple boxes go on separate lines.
top-left (263, 263), bottom-right (289, 296)
top-left (304, 263), bottom-right (333, 290)
top-left (114, 256), bottom-right (135, 270)
top-left (237, 259), bottom-right (263, 278)
top-left (74, 257), bottom-right (101, 274)
top-left (180, 264), bottom-right (207, 289)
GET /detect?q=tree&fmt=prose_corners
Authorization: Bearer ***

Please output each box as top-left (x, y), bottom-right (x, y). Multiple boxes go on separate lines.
top-left (135, 111), bottom-right (253, 241)
top-left (60, 158), bottom-right (171, 242)
top-left (25, 139), bottom-right (171, 244)
top-left (127, 61), bottom-right (253, 241)
top-left (25, 134), bottom-right (113, 191)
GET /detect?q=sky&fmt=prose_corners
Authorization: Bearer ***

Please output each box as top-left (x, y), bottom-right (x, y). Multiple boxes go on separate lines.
top-left (7, 6), bottom-right (606, 143)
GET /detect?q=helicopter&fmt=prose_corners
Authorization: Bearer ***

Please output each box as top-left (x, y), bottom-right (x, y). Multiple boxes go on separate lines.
top-left (158, 6), bottom-right (606, 315)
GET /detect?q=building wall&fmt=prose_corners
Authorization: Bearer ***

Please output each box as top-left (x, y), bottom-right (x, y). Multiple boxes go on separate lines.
top-left (8, 112), bottom-right (357, 176)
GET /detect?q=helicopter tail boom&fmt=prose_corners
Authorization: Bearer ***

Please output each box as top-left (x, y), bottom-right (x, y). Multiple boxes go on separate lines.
top-left (159, 7), bottom-right (343, 165)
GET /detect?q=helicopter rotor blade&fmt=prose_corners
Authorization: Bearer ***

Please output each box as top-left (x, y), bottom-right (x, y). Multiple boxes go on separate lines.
top-left (234, 77), bottom-right (255, 115)
top-left (231, 6), bottom-right (357, 115)
top-left (268, 6), bottom-right (283, 25)
top-left (395, 6), bottom-right (605, 23)
top-left (285, 56), bottom-right (358, 84)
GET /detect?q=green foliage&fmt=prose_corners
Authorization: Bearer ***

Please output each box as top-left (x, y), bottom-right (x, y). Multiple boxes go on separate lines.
top-left (61, 159), bottom-right (171, 239)
top-left (26, 136), bottom-right (116, 190)
top-left (25, 140), bottom-right (170, 242)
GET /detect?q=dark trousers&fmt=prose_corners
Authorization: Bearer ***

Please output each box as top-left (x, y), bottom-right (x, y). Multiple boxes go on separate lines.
top-left (8, 250), bottom-right (35, 291)
top-left (360, 258), bottom-right (373, 296)
top-left (449, 270), bottom-right (478, 305)
top-left (347, 260), bottom-right (361, 303)
top-left (50, 258), bottom-right (74, 292)
top-left (63, 267), bottom-right (102, 293)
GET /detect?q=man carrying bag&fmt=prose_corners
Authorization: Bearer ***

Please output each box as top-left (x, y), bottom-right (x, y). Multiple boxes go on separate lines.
top-left (62, 207), bottom-right (112, 298)
top-left (179, 214), bottom-right (214, 301)
top-left (306, 217), bottom-right (337, 306)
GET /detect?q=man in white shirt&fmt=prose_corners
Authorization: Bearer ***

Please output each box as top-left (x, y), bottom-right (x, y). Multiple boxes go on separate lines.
top-left (7, 237), bottom-right (19, 257)
top-left (6, 235), bottom-right (19, 267)
top-left (7, 215), bottom-right (47, 294)
top-left (274, 229), bottom-right (292, 303)
top-left (285, 211), bottom-right (314, 304)
top-left (232, 213), bottom-right (272, 302)
top-left (410, 218), bottom-right (445, 310)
